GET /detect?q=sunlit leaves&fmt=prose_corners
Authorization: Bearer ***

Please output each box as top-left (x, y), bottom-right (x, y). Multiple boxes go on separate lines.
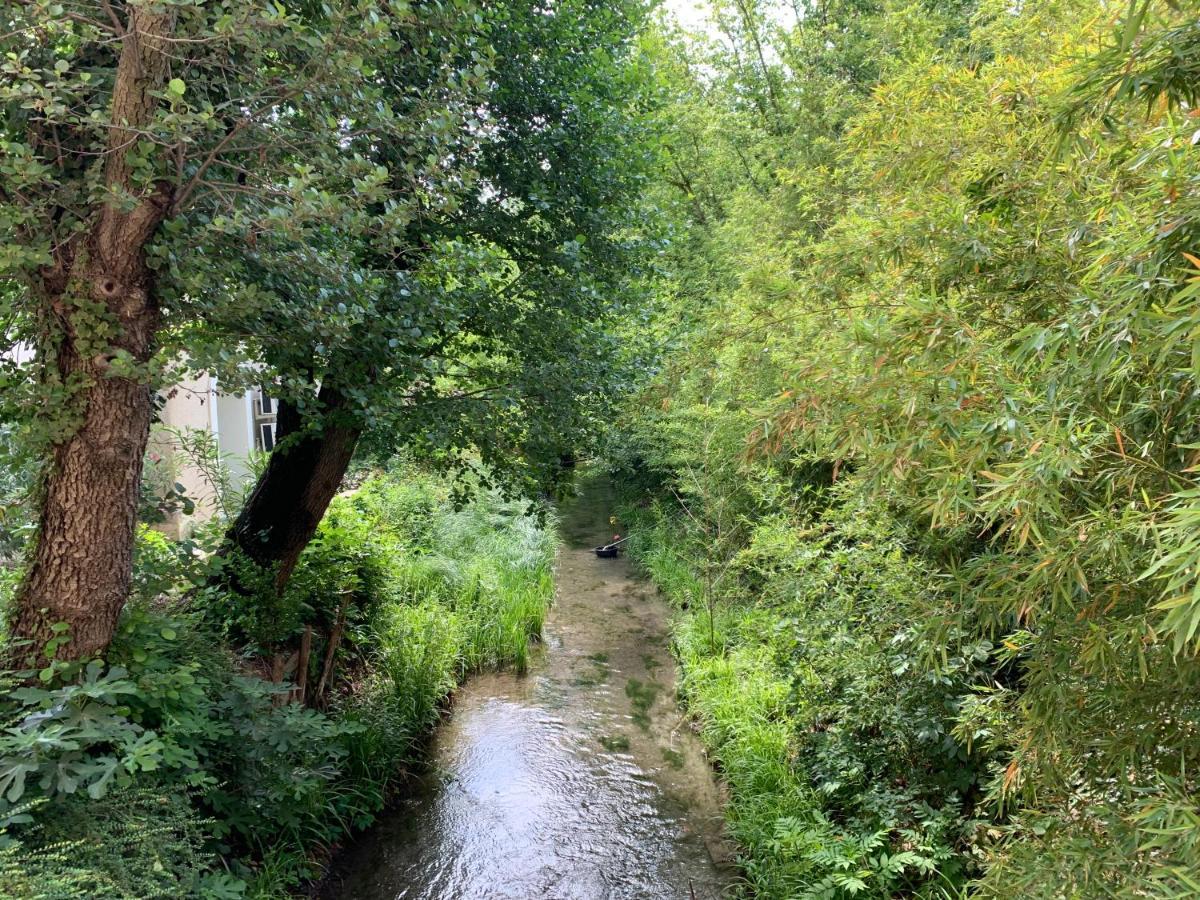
top-left (626, 0), bottom-right (1200, 893)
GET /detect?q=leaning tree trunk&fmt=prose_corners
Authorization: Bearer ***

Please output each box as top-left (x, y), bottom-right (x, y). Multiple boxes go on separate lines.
top-left (7, 8), bottom-right (175, 669)
top-left (226, 383), bottom-right (363, 592)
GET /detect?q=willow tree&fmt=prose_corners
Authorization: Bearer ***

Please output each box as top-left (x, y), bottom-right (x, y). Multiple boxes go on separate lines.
top-left (206, 0), bottom-right (658, 592)
top-left (0, 0), bottom-right (489, 666)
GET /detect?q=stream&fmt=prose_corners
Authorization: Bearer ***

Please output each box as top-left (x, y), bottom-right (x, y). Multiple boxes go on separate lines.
top-left (324, 479), bottom-right (734, 899)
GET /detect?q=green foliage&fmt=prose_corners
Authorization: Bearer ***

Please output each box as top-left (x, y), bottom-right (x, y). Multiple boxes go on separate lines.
top-left (131, 526), bottom-right (205, 604)
top-left (216, 494), bottom-right (402, 651)
top-left (2, 0), bottom-right (650, 677)
top-left (1, 0), bottom-right (502, 522)
top-left (0, 790), bottom-right (242, 900)
top-left (622, 486), bottom-right (982, 897)
top-left (0, 424), bottom-right (33, 561)
top-left (0, 661), bottom-right (165, 807)
top-left (617, 0), bottom-right (1200, 893)
top-left (0, 462), bottom-right (556, 896)
top-left (201, 679), bottom-right (365, 850)
top-left (337, 467), bottom-right (556, 780)
top-left (172, 0), bottom-right (659, 507)
top-left (345, 600), bottom-right (464, 779)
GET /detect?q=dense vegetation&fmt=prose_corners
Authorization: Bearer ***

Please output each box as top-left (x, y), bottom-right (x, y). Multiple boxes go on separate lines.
top-left (0, 461), bottom-right (555, 896)
top-left (0, 0), bottom-right (644, 894)
top-left (3, 0), bottom-right (1200, 896)
top-left (607, 0), bottom-right (1200, 896)
top-left (0, 0), bottom-right (650, 665)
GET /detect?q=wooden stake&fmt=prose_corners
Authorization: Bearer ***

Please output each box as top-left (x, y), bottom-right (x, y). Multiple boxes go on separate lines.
top-left (294, 625), bottom-right (313, 704)
top-left (315, 592), bottom-right (352, 707)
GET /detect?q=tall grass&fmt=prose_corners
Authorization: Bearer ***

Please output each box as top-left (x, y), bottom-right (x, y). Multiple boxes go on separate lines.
top-left (619, 491), bottom-right (979, 898)
top-left (624, 504), bottom-right (814, 896)
top-left (338, 468), bottom-right (557, 788)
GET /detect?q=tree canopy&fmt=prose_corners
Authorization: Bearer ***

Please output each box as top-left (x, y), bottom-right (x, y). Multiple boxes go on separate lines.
top-left (1, 0), bottom-right (657, 661)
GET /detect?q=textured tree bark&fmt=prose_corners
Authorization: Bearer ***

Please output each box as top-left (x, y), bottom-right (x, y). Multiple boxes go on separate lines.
top-left (7, 7), bottom-right (175, 668)
top-left (225, 383), bottom-right (363, 592)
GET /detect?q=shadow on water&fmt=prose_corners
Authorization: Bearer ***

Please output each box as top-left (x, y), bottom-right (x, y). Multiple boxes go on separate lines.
top-left (323, 477), bottom-right (735, 899)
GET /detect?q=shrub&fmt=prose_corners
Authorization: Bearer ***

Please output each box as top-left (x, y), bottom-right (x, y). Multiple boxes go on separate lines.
top-left (0, 461), bottom-right (558, 896)
top-left (0, 790), bottom-right (242, 900)
top-left (619, 479), bottom-right (988, 897)
top-left (131, 526), bottom-right (205, 604)
top-left (210, 495), bottom-right (403, 653)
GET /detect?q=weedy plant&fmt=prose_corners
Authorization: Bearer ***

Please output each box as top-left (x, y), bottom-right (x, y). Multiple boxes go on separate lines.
top-left (0, 461), bottom-right (555, 896)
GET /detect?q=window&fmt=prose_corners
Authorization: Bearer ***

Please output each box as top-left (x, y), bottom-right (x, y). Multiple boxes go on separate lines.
top-left (253, 386), bottom-right (277, 452)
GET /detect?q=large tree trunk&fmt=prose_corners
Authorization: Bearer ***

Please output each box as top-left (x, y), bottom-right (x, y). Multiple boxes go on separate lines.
top-left (226, 383), bottom-right (362, 592)
top-left (7, 7), bottom-right (175, 669)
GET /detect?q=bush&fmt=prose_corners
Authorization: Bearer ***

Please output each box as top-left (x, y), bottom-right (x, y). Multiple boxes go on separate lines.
top-left (619, 479), bottom-right (987, 898)
top-left (0, 461), bottom-right (557, 897)
top-left (0, 790), bottom-right (242, 900)
top-left (131, 526), bottom-right (206, 605)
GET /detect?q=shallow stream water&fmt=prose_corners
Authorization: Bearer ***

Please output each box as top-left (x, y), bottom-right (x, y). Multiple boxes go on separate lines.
top-left (324, 479), bottom-right (733, 899)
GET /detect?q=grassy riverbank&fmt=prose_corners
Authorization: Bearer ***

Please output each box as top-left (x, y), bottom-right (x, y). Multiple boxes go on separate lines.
top-left (0, 463), bottom-right (554, 898)
top-left (616, 476), bottom-right (980, 899)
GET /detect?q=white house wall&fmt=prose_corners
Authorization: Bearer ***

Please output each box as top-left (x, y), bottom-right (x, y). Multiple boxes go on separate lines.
top-left (216, 390), bottom-right (255, 486)
top-left (152, 378), bottom-right (261, 538)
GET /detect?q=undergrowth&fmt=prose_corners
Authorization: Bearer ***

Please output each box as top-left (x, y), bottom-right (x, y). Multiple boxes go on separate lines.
top-left (617, 476), bottom-right (988, 899)
top-left (0, 462), bottom-right (554, 898)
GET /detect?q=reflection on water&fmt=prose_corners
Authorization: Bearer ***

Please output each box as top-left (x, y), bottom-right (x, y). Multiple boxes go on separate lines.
top-left (325, 479), bottom-right (733, 899)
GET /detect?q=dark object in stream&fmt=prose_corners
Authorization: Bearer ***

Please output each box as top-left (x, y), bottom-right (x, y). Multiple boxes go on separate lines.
top-left (594, 535), bottom-right (629, 558)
